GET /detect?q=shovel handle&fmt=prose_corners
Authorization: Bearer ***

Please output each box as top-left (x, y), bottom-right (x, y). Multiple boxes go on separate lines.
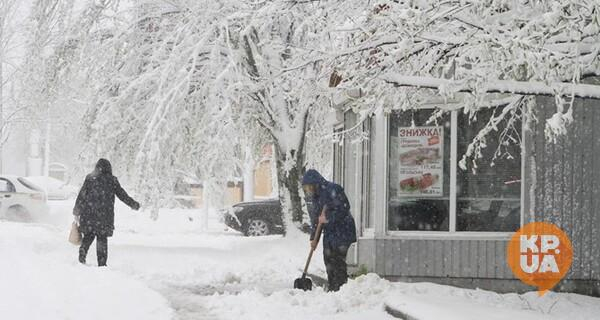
top-left (302, 206), bottom-right (326, 277)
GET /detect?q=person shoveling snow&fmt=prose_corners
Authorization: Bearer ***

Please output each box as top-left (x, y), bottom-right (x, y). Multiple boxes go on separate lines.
top-left (301, 169), bottom-right (356, 292)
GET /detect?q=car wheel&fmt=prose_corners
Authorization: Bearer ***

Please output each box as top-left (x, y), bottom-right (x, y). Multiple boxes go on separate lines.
top-left (5, 206), bottom-right (32, 222)
top-left (244, 219), bottom-right (270, 237)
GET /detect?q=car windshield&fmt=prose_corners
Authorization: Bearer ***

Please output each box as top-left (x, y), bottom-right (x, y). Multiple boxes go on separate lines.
top-left (17, 178), bottom-right (44, 192)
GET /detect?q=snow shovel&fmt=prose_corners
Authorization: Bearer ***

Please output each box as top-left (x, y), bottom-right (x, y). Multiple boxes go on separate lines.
top-left (294, 206), bottom-right (326, 291)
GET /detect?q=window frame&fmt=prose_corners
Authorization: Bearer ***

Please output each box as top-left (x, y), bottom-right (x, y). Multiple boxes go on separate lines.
top-left (361, 118), bottom-right (375, 237)
top-left (0, 178), bottom-right (16, 193)
top-left (332, 125), bottom-right (344, 186)
top-left (385, 108), bottom-right (525, 239)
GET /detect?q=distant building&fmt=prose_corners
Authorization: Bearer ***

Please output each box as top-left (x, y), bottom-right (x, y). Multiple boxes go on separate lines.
top-left (175, 144), bottom-right (276, 208)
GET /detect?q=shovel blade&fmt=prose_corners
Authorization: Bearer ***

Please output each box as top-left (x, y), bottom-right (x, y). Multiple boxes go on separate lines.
top-left (294, 277), bottom-right (313, 291)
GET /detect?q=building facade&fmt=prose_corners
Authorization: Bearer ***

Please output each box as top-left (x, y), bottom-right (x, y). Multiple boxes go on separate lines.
top-left (336, 96), bottom-right (600, 296)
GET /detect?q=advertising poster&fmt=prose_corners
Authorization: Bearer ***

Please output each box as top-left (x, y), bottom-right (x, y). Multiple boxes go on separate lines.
top-left (396, 126), bottom-right (443, 197)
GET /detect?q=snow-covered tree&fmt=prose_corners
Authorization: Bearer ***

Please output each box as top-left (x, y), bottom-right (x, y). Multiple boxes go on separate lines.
top-left (69, 0), bottom-right (600, 230)
top-left (17, 0), bottom-right (124, 180)
top-left (0, 0), bottom-right (22, 160)
top-left (328, 0), bottom-right (600, 168)
top-left (76, 1), bottom-right (257, 218)
top-left (228, 0), bottom-right (336, 228)
top-left (79, 1), bottom-right (335, 228)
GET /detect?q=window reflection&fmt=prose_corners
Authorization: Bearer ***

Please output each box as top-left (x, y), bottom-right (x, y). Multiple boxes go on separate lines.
top-left (456, 107), bottom-right (522, 232)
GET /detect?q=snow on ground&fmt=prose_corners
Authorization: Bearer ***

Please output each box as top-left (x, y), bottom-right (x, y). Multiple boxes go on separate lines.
top-left (2, 200), bottom-right (600, 320)
top-left (383, 278), bottom-right (600, 320)
top-left (0, 222), bottom-right (173, 320)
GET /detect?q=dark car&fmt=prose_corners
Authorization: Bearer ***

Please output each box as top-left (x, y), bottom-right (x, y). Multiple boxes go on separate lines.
top-left (221, 199), bottom-right (285, 236)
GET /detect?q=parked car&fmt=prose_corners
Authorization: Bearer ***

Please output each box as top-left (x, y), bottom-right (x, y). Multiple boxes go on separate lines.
top-left (23, 176), bottom-right (79, 200)
top-left (0, 175), bottom-right (49, 222)
top-left (221, 199), bottom-right (313, 236)
top-left (221, 199), bottom-right (285, 236)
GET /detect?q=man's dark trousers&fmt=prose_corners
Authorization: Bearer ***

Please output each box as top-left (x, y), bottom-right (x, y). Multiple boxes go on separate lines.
top-left (79, 233), bottom-right (108, 266)
top-left (323, 245), bottom-right (349, 291)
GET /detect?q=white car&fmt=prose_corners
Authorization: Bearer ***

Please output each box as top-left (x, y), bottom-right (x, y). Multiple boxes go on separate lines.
top-left (0, 175), bottom-right (49, 222)
top-left (24, 176), bottom-right (79, 200)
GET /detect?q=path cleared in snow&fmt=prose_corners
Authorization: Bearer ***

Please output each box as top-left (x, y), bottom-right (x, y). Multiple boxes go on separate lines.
top-left (2, 201), bottom-right (600, 320)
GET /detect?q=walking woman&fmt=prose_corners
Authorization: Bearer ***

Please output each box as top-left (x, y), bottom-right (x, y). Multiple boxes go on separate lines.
top-left (73, 159), bottom-right (140, 266)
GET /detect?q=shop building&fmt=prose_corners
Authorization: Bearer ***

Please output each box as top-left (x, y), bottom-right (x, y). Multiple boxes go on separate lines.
top-left (335, 96), bottom-right (600, 295)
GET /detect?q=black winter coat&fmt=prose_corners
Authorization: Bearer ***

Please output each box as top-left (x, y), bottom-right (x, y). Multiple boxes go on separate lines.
top-left (74, 159), bottom-right (139, 237)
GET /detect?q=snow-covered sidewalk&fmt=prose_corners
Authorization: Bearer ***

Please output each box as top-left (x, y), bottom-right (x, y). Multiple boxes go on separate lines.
top-left (2, 202), bottom-right (600, 320)
top-left (0, 222), bottom-right (173, 320)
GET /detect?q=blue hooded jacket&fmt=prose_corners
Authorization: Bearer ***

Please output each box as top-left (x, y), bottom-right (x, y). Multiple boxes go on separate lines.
top-left (302, 169), bottom-right (357, 248)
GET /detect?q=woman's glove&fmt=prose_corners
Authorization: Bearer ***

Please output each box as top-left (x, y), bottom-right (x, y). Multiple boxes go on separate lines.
top-left (132, 201), bottom-right (141, 211)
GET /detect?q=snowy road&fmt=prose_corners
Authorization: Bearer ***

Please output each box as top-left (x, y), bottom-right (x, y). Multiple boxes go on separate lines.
top-left (2, 202), bottom-right (600, 320)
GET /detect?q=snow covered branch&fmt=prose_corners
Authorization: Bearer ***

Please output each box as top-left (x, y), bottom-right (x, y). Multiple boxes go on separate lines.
top-left (381, 74), bottom-right (600, 100)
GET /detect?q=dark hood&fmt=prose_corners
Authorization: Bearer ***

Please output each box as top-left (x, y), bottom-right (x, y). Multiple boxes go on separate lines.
top-left (95, 158), bottom-right (113, 176)
top-left (302, 169), bottom-right (327, 185)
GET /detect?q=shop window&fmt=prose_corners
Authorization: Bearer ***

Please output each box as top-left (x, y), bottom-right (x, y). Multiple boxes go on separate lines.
top-left (456, 108), bottom-right (521, 232)
top-left (387, 107), bottom-right (522, 233)
top-left (388, 110), bottom-right (451, 231)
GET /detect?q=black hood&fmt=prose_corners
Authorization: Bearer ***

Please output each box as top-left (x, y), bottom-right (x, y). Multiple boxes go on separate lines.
top-left (95, 158), bottom-right (113, 176)
top-left (302, 169), bottom-right (327, 185)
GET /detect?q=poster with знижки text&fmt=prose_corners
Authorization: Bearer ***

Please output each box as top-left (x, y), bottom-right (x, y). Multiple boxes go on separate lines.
top-left (395, 126), bottom-right (444, 198)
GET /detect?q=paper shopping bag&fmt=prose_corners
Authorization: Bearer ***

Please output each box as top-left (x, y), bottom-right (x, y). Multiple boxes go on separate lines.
top-left (68, 222), bottom-right (82, 246)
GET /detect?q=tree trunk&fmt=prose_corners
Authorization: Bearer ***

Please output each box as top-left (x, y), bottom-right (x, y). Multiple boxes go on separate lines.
top-left (202, 180), bottom-right (210, 231)
top-left (243, 148), bottom-right (255, 202)
top-left (274, 142), bottom-right (306, 236)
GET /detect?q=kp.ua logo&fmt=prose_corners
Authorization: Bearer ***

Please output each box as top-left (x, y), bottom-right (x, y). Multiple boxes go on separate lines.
top-left (507, 222), bottom-right (573, 296)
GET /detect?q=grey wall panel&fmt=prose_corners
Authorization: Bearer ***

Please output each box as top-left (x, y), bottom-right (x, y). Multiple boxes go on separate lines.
top-left (486, 240), bottom-right (496, 278)
top-left (495, 240), bottom-right (507, 279)
top-left (375, 239), bottom-right (514, 279)
top-left (386, 240), bottom-right (396, 275)
top-left (451, 240), bottom-right (460, 277)
top-left (592, 101), bottom-right (600, 280)
top-left (532, 97), bottom-right (600, 281)
top-left (478, 241), bottom-right (487, 278)
top-left (442, 240), bottom-right (453, 277)
top-left (398, 240), bottom-right (410, 276)
top-left (375, 238), bottom-right (386, 274)
top-left (434, 240), bottom-right (444, 276)
top-left (499, 240), bottom-right (514, 279)
top-left (581, 100), bottom-right (594, 279)
top-left (494, 240), bottom-right (503, 279)
top-left (458, 241), bottom-right (469, 277)
top-left (533, 98), bottom-right (546, 223)
top-left (568, 100), bottom-right (582, 279)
